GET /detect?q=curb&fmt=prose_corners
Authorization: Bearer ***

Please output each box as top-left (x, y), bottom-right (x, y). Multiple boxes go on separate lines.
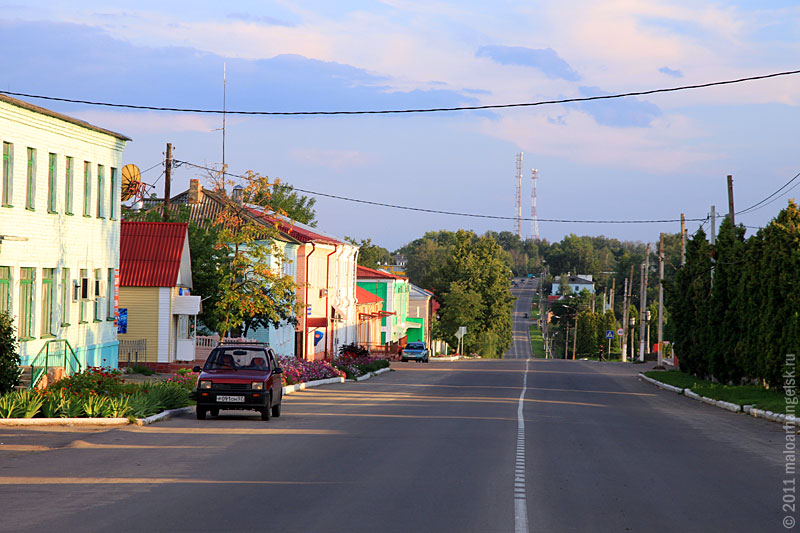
top-left (0, 417), bottom-right (131, 427)
top-left (638, 373), bottom-right (795, 425)
top-left (354, 367), bottom-right (392, 382)
top-left (282, 376), bottom-right (345, 395)
top-left (430, 356), bottom-right (461, 362)
top-left (136, 406), bottom-right (195, 426)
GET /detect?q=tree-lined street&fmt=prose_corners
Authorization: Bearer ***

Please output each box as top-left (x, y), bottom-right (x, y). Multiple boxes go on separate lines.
top-left (0, 292), bottom-right (785, 531)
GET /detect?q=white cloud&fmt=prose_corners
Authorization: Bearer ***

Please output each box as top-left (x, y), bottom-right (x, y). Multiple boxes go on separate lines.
top-left (70, 110), bottom-right (220, 135)
top-left (477, 107), bottom-right (717, 174)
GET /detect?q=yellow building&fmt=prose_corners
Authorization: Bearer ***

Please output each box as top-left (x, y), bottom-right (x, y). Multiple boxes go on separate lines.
top-left (117, 221), bottom-right (200, 370)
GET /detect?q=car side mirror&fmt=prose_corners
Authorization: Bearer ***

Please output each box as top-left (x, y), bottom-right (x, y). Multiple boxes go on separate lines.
top-left (273, 367), bottom-right (283, 374)
top-left (192, 366), bottom-right (202, 373)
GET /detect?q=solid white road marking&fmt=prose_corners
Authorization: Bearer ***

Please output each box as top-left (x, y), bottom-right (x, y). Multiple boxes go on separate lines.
top-left (515, 358), bottom-right (530, 533)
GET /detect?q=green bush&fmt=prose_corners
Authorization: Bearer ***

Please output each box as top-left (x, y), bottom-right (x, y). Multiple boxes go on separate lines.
top-left (127, 364), bottom-right (155, 376)
top-left (0, 312), bottom-right (20, 395)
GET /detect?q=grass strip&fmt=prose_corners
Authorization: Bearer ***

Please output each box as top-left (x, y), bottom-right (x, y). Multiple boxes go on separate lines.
top-left (529, 324), bottom-right (545, 358)
top-left (644, 370), bottom-right (788, 414)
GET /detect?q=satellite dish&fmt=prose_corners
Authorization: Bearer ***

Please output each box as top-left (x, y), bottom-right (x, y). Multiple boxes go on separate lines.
top-left (121, 164), bottom-right (142, 202)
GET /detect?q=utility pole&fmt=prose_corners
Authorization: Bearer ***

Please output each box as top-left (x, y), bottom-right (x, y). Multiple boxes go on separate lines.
top-left (222, 62), bottom-right (227, 191)
top-left (573, 311), bottom-right (578, 360)
top-left (163, 142), bottom-right (172, 221)
top-left (564, 322), bottom-right (569, 360)
top-left (657, 233), bottom-right (665, 367)
top-left (621, 277), bottom-right (629, 362)
top-left (727, 174), bottom-right (735, 226)
top-left (710, 205), bottom-right (717, 245)
top-left (639, 244), bottom-right (650, 361)
top-left (680, 213), bottom-right (686, 266)
top-left (610, 277), bottom-right (615, 315)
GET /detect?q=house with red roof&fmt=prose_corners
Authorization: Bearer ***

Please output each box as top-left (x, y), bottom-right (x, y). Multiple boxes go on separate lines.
top-left (165, 179), bottom-right (359, 360)
top-left (118, 221), bottom-right (201, 366)
top-left (356, 265), bottom-right (410, 349)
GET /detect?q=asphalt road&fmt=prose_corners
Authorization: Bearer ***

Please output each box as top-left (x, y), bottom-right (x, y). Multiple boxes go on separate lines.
top-left (508, 277), bottom-right (537, 360)
top-left (0, 285), bottom-right (789, 531)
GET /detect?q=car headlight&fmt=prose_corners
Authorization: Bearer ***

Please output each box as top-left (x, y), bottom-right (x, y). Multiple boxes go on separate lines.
top-left (251, 381), bottom-right (265, 390)
top-left (199, 380), bottom-right (212, 390)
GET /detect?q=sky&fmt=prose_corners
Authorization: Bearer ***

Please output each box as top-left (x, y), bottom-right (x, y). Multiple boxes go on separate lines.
top-left (2, 1), bottom-right (798, 250)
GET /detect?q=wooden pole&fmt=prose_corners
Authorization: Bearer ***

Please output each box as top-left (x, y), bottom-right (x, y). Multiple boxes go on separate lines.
top-left (680, 213), bottom-right (686, 266)
top-left (163, 142), bottom-right (172, 221)
top-left (621, 277), bottom-right (628, 362)
top-left (727, 174), bottom-right (735, 226)
top-left (572, 311), bottom-right (578, 360)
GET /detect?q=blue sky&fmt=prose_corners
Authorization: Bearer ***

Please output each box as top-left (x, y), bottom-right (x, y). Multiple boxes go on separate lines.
top-left (2, 1), bottom-right (799, 250)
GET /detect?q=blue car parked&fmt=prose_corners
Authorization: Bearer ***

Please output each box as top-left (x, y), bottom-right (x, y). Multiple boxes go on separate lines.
top-left (400, 342), bottom-right (429, 363)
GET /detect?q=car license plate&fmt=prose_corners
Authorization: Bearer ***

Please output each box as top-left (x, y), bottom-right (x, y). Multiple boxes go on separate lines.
top-left (217, 395), bottom-right (244, 402)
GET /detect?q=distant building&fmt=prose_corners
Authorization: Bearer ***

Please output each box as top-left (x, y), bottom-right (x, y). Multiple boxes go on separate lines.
top-left (0, 95), bottom-right (130, 372)
top-left (357, 265), bottom-right (409, 346)
top-left (118, 221), bottom-right (200, 366)
top-left (407, 284), bottom-right (434, 345)
top-left (553, 274), bottom-right (595, 295)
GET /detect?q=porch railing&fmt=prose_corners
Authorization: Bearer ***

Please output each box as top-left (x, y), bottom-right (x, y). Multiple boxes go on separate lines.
top-left (28, 339), bottom-right (81, 389)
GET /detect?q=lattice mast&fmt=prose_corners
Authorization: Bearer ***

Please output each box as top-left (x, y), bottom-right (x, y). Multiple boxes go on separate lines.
top-left (515, 152), bottom-right (523, 237)
top-left (531, 168), bottom-right (540, 240)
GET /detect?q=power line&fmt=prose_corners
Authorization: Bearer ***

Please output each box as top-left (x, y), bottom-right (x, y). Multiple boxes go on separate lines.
top-left (736, 170), bottom-right (800, 216)
top-left (2, 69), bottom-right (798, 116)
top-left (173, 159), bottom-right (705, 224)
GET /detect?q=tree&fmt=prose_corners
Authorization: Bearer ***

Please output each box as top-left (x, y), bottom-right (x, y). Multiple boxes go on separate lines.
top-left (345, 237), bottom-right (392, 269)
top-left (211, 172), bottom-right (301, 338)
top-left (0, 312), bottom-right (20, 394)
top-left (251, 181), bottom-right (317, 226)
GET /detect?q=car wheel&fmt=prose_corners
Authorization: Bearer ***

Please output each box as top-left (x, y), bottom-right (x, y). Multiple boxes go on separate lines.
top-left (196, 407), bottom-right (207, 420)
top-left (401, 358), bottom-right (407, 363)
top-left (271, 402), bottom-right (281, 418)
top-left (261, 395), bottom-right (272, 421)
top-left (210, 408), bottom-right (219, 417)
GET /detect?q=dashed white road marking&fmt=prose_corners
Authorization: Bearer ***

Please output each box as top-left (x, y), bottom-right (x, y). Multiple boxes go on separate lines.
top-left (515, 358), bottom-right (530, 533)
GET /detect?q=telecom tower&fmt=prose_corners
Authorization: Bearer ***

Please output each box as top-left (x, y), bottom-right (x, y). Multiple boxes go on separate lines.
top-left (531, 168), bottom-right (540, 240)
top-left (515, 153), bottom-right (523, 237)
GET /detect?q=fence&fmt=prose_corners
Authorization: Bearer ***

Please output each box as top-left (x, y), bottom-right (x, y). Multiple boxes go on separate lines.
top-left (119, 339), bottom-right (147, 364)
top-left (195, 335), bottom-right (257, 362)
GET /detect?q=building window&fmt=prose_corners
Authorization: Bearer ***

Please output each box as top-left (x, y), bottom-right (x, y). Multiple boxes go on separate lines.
top-left (60, 268), bottom-right (70, 327)
top-left (41, 268), bottom-right (54, 337)
top-left (0, 266), bottom-right (9, 314)
top-left (79, 268), bottom-right (88, 323)
top-left (107, 268), bottom-right (115, 320)
top-left (94, 268), bottom-right (102, 321)
top-left (109, 167), bottom-right (118, 220)
top-left (18, 268), bottom-right (35, 340)
top-left (2, 142), bottom-right (12, 207)
top-left (96, 164), bottom-right (104, 218)
top-left (65, 156), bottom-right (73, 214)
top-left (83, 162), bottom-right (91, 217)
top-left (26, 147), bottom-right (36, 210)
top-left (47, 153), bottom-right (57, 213)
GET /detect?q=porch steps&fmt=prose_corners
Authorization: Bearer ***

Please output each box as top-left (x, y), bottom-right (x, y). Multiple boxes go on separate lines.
top-left (15, 366), bottom-right (32, 390)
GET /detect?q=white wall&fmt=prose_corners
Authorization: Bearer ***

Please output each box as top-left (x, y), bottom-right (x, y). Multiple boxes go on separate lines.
top-left (0, 98), bottom-right (127, 366)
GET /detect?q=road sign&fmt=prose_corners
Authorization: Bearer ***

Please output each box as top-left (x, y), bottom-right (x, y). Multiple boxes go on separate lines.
top-left (617, 328), bottom-right (624, 336)
top-left (455, 326), bottom-right (467, 339)
top-left (605, 330), bottom-right (614, 339)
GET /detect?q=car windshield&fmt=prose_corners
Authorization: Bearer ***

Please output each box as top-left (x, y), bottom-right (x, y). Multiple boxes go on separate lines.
top-left (205, 348), bottom-right (269, 370)
top-left (406, 343), bottom-right (425, 350)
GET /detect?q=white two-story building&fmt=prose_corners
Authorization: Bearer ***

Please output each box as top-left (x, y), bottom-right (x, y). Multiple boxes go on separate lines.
top-left (0, 95), bottom-right (130, 372)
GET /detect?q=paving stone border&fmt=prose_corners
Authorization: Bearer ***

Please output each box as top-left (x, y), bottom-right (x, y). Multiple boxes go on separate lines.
top-left (638, 373), bottom-right (796, 426)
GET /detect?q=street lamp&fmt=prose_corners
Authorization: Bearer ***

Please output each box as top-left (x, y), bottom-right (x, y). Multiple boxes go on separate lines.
top-left (629, 317), bottom-right (635, 363)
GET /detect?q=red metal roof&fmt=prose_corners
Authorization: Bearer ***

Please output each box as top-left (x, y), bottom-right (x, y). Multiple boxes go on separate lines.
top-left (246, 208), bottom-right (342, 245)
top-left (356, 286), bottom-right (383, 305)
top-left (120, 221), bottom-right (188, 287)
top-left (356, 265), bottom-right (407, 280)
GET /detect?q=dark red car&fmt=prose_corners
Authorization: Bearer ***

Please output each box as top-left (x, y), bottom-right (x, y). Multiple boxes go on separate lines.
top-left (193, 343), bottom-right (283, 421)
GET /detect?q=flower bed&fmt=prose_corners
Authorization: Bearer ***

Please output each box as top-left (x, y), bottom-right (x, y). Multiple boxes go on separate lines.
top-left (0, 367), bottom-right (196, 419)
top-left (277, 357), bottom-right (345, 386)
top-left (333, 353), bottom-right (390, 379)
